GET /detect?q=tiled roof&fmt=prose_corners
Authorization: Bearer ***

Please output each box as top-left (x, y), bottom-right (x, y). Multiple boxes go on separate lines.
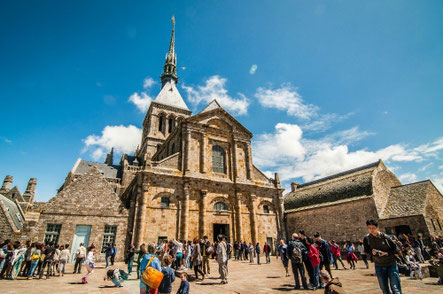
top-left (199, 99), bottom-right (221, 114)
top-left (381, 180), bottom-right (430, 219)
top-left (0, 194), bottom-right (24, 231)
top-left (284, 161), bottom-right (380, 210)
top-left (73, 160), bottom-right (121, 179)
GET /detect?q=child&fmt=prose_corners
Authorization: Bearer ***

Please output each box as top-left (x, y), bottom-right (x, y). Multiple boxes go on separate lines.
top-left (176, 272), bottom-right (189, 294)
top-left (82, 245), bottom-right (96, 284)
top-left (158, 255), bottom-right (175, 294)
top-left (104, 268), bottom-right (128, 287)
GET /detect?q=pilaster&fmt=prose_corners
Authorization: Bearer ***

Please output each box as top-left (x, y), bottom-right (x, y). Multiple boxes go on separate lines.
top-left (249, 194), bottom-right (258, 244)
top-left (199, 190), bottom-right (208, 237)
top-left (180, 182), bottom-right (190, 240)
top-left (134, 178), bottom-right (149, 247)
top-left (235, 192), bottom-right (243, 241)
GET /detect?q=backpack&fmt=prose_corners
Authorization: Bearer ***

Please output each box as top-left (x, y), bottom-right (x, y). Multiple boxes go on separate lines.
top-left (291, 243), bottom-right (303, 264)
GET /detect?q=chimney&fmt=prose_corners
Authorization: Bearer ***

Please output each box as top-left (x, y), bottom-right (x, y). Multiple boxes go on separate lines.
top-left (105, 148), bottom-right (114, 165)
top-left (274, 172), bottom-right (281, 187)
top-left (0, 175), bottom-right (13, 193)
top-left (23, 178), bottom-right (37, 203)
top-left (291, 182), bottom-right (300, 192)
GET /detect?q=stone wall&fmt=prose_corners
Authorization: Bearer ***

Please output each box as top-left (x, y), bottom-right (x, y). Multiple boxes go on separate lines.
top-left (0, 203), bottom-right (18, 240)
top-left (372, 164), bottom-right (402, 214)
top-left (425, 183), bottom-right (443, 236)
top-left (285, 197), bottom-right (379, 242)
top-left (379, 215), bottom-right (430, 237)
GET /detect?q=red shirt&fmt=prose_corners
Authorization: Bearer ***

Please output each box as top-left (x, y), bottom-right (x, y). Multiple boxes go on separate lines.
top-left (330, 243), bottom-right (341, 257)
top-left (308, 245), bottom-right (320, 267)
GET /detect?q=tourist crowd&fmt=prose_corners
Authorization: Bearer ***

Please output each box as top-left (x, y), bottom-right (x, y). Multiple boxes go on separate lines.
top-left (1, 226), bottom-right (442, 293)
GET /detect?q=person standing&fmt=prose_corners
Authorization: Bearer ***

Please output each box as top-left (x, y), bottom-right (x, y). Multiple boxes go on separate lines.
top-left (27, 243), bottom-right (41, 279)
top-left (81, 245), bottom-right (96, 284)
top-left (411, 236), bottom-right (425, 264)
top-left (201, 236), bottom-right (211, 275)
top-left (357, 240), bottom-right (369, 269)
top-left (216, 235), bottom-right (228, 284)
top-left (277, 239), bottom-right (290, 277)
top-left (39, 242), bottom-right (55, 279)
top-left (158, 255), bottom-right (175, 294)
top-left (105, 243), bottom-right (113, 268)
top-left (264, 242), bottom-right (271, 264)
top-left (344, 241), bottom-right (357, 270)
top-left (288, 233), bottom-right (309, 290)
top-left (243, 241), bottom-right (249, 260)
top-left (234, 242), bottom-right (240, 260)
top-left (330, 241), bottom-right (347, 270)
top-left (139, 243), bottom-right (162, 294)
top-left (299, 230), bottom-right (314, 285)
top-left (126, 243), bottom-right (135, 275)
top-left (364, 219), bottom-right (402, 294)
top-left (314, 232), bottom-right (333, 278)
top-left (111, 243), bottom-right (117, 266)
top-left (73, 243), bottom-right (86, 274)
top-left (248, 242), bottom-right (254, 263)
top-left (191, 238), bottom-right (205, 280)
top-left (306, 237), bottom-right (320, 290)
top-left (136, 244), bottom-right (146, 280)
top-left (255, 242), bottom-right (261, 265)
top-left (58, 244), bottom-right (69, 276)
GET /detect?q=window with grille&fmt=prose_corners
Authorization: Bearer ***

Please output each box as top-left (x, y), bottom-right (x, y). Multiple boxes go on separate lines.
top-left (263, 205), bottom-right (270, 214)
top-left (213, 201), bottom-right (228, 211)
top-left (212, 145), bottom-right (226, 174)
top-left (44, 224), bottom-right (62, 244)
top-left (161, 197), bottom-right (170, 208)
top-left (101, 225), bottom-right (117, 253)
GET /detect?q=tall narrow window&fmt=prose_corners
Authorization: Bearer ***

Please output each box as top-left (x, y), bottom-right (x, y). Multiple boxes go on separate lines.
top-left (171, 143), bottom-right (175, 154)
top-left (158, 115), bottom-right (164, 132)
top-left (431, 219), bottom-right (437, 230)
top-left (101, 225), bottom-right (117, 253)
top-left (437, 219), bottom-right (442, 230)
top-left (168, 118), bottom-right (174, 133)
top-left (44, 224), bottom-right (62, 244)
top-left (212, 145), bottom-right (226, 174)
top-left (161, 197), bottom-right (170, 208)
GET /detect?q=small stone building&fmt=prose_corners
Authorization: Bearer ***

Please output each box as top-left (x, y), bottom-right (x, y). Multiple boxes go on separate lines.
top-left (284, 160), bottom-right (443, 242)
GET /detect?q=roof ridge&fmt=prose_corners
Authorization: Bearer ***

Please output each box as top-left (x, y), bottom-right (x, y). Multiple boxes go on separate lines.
top-left (391, 179), bottom-right (430, 189)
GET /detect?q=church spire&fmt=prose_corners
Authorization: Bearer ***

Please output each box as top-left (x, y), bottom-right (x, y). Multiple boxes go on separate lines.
top-left (161, 16), bottom-right (178, 88)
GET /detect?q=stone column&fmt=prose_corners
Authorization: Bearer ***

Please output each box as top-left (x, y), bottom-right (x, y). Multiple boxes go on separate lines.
top-left (185, 130), bottom-right (192, 171)
top-left (274, 192), bottom-right (285, 240)
top-left (175, 200), bottom-right (181, 240)
top-left (200, 133), bottom-right (208, 173)
top-left (134, 180), bottom-right (149, 247)
top-left (199, 190), bottom-right (208, 237)
top-left (249, 194), bottom-right (258, 244)
top-left (231, 139), bottom-right (238, 180)
top-left (180, 182), bottom-right (190, 240)
top-left (235, 192), bottom-right (243, 241)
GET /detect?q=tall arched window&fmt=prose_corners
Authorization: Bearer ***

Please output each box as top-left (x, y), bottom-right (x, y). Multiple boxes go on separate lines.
top-left (212, 145), bottom-right (226, 174)
top-left (213, 201), bottom-right (228, 211)
top-left (158, 115), bottom-right (164, 132)
top-left (168, 118), bottom-right (174, 133)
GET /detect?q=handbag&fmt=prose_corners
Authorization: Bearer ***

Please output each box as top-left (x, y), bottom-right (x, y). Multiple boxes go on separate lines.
top-left (141, 256), bottom-right (164, 289)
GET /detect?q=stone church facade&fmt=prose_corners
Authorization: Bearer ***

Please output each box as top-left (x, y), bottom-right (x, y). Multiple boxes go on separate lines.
top-left (0, 20), bottom-right (284, 259)
top-left (284, 160), bottom-right (443, 242)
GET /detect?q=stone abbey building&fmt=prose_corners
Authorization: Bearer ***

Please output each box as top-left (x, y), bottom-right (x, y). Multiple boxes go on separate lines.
top-left (0, 20), bottom-right (284, 261)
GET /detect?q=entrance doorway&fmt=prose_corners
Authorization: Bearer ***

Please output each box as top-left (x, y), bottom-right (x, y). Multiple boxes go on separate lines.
top-left (213, 224), bottom-right (229, 242)
top-left (70, 225), bottom-right (91, 263)
top-left (395, 225), bottom-right (412, 236)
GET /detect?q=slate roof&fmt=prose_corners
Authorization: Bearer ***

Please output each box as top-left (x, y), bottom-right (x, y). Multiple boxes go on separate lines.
top-left (284, 161), bottom-right (380, 210)
top-left (73, 160), bottom-right (121, 179)
top-left (0, 194), bottom-right (24, 231)
top-left (381, 180), bottom-right (430, 219)
top-left (199, 99), bottom-right (221, 114)
top-left (154, 80), bottom-right (190, 111)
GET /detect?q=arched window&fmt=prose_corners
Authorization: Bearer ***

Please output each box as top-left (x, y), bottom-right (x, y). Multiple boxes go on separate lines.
top-left (158, 115), bottom-right (164, 132)
top-left (168, 118), bottom-right (174, 133)
top-left (161, 196), bottom-right (170, 208)
top-left (263, 205), bottom-right (270, 214)
top-left (212, 145), bottom-right (226, 174)
top-left (213, 201), bottom-right (228, 211)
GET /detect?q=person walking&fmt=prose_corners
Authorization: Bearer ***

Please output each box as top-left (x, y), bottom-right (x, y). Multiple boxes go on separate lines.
top-left (288, 233), bottom-right (309, 290)
top-left (277, 239), bottom-right (290, 277)
top-left (105, 243), bottom-right (113, 268)
top-left (314, 232), bottom-right (333, 278)
top-left (73, 243), bottom-right (86, 274)
top-left (126, 243), bottom-right (135, 275)
top-left (81, 245), bottom-right (96, 284)
top-left (158, 255), bottom-right (175, 294)
top-left (357, 240), bottom-right (369, 269)
top-left (216, 235), bottom-right (228, 284)
top-left (139, 243), bottom-right (162, 294)
top-left (344, 241), bottom-right (357, 270)
top-left (201, 236), bottom-right (211, 275)
top-left (306, 237), bottom-right (321, 290)
top-left (58, 244), bottom-right (70, 276)
top-left (330, 240), bottom-right (347, 270)
top-left (136, 244), bottom-right (146, 280)
top-left (264, 242), bottom-right (271, 264)
top-left (255, 242), bottom-right (261, 265)
top-left (111, 243), bottom-right (117, 266)
top-left (364, 219), bottom-right (402, 294)
top-left (191, 238), bottom-right (205, 280)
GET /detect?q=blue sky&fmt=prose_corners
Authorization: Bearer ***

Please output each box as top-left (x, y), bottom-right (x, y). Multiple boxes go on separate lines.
top-left (1, 0), bottom-right (442, 201)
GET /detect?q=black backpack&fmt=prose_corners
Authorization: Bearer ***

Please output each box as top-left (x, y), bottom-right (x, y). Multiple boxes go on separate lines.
top-left (291, 243), bottom-right (303, 264)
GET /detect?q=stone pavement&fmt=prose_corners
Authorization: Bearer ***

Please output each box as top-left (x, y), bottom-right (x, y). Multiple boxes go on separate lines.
top-left (0, 258), bottom-right (441, 293)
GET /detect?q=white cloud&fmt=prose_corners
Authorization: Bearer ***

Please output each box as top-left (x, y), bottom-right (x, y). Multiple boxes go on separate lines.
top-left (432, 177), bottom-right (443, 193)
top-left (399, 173), bottom-right (417, 183)
top-left (182, 75), bottom-right (249, 115)
top-left (253, 123), bottom-right (442, 184)
top-left (302, 112), bottom-right (354, 132)
top-left (129, 77), bottom-right (156, 112)
top-left (255, 84), bottom-right (318, 120)
top-left (82, 125), bottom-right (142, 160)
top-left (249, 64), bottom-right (258, 75)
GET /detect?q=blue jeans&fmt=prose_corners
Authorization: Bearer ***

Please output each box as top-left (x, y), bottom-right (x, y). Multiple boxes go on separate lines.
top-left (105, 256), bottom-right (110, 268)
top-left (312, 265), bottom-right (320, 288)
top-left (28, 260), bottom-right (39, 276)
top-left (128, 259), bottom-right (134, 274)
top-left (375, 264), bottom-right (402, 294)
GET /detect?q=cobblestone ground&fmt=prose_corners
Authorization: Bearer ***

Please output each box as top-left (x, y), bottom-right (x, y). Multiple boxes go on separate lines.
top-left (0, 258), bottom-right (441, 293)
